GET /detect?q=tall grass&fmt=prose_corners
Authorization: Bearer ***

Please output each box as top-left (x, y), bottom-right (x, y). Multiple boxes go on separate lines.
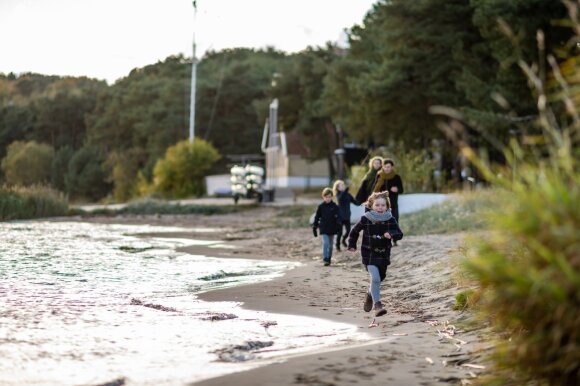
top-left (435, 12), bottom-right (580, 385)
top-left (402, 191), bottom-right (496, 235)
top-left (0, 185), bottom-right (69, 221)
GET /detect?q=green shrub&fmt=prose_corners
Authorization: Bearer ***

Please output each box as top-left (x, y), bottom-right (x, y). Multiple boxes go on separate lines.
top-left (447, 29), bottom-right (580, 385)
top-left (0, 185), bottom-right (69, 221)
top-left (153, 139), bottom-right (221, 198)
top-left (453, 288), bottom-right (477, 311)
top-left (462, 162), bottom-right (579, 385)
top-left (105, 150), bottom-right (144, 202)
top-left (1, 141), bottom-right (54, 186)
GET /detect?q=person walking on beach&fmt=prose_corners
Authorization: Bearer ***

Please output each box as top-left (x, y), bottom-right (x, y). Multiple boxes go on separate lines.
top-left (312, 187), bottom-right (342, 266)
top-left (347, 191), bottom-right (403, 317)
top-left (372, 159), bottom-right (404, 244)
top-left (333, 179), bottom-right (359, 249)
top-left (355, 156), bottom-right (384, 204)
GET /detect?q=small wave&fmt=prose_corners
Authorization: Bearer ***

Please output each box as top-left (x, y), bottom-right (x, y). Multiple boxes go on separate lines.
top-left (198, 270), bottom-right (250, 281)
top-left (118, 246), bottom-right (154, 253)
top-left (200, 312), bottom-right (238, 321)
top-left (212, 340), bottom-right (274, 362)
top-left (130, 298), bottom-right (178, 312)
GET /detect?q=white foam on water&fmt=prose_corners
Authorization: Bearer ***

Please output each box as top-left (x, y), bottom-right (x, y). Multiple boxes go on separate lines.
top-left (0, 221), bottom-right (370, 386)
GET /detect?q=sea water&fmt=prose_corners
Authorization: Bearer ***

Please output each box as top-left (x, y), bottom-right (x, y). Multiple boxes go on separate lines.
top-left (0, 221), bottom-right (368, 385)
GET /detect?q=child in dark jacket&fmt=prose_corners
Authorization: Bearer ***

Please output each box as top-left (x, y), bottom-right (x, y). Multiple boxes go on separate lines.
top-left (333, 180), bottom-right (360, 249)
top-left (313, 187), bottom-right (342, 266)
top-left (348, 191), bottom-right (403, 317)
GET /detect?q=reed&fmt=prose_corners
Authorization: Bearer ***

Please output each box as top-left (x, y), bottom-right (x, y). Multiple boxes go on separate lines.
top-left (437, 13), bottom-right (580, 384)
top-left (0, 185), bottom-right (69, 221)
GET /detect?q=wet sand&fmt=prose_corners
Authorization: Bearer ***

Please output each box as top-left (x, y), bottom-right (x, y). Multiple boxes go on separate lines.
top-left (67, 206), bottom-right (491, 385)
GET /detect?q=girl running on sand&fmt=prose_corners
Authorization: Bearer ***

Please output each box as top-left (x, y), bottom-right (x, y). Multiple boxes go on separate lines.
top-left (347, 191), bottom-right (403, 317)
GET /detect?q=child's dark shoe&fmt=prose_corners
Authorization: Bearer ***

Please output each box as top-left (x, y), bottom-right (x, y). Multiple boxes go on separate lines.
top-left (335, 244), bottom-right (341, 252)
top-left (323, 260), bottom-right (331, 266)
top-left (341, 236), bottom-right (348, 247)
top-left (363, 292), bottom-right (373, 312)
top-left (374, 302), bottom-right (387, 317)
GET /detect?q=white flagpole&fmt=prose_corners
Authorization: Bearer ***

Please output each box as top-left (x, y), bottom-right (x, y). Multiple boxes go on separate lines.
top-left (189, 1), bottom-right (198, 142)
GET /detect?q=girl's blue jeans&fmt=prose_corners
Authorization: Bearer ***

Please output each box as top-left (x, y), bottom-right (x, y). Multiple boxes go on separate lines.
top-left (321, 234), bottom-right (334, 261)
top-left (367, 265), bottom-right (382, 303)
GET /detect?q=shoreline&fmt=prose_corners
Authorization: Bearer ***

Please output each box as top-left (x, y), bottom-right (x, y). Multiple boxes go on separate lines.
top-left (52, 209), bottom-right (489, 385)
top-left (182, 232), bottom-right (489, 386)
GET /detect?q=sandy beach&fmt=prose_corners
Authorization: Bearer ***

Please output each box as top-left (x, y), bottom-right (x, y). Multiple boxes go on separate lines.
top-left (72, 205), bottom-right (490, 385)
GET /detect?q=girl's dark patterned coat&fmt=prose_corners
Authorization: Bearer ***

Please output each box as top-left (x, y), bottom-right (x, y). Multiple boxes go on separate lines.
top-left (348, 215), bottom-right (403, 278)
top-left (313, 201), bottom-right (342, 235)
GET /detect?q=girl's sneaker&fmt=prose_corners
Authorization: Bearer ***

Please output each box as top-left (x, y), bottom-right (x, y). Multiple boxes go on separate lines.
top-left (323, 260), bottom-right (331, 266)
top-left (374, 302), bottom-right (387, 317)
top-left (363, 292), bottom-right (373, 312)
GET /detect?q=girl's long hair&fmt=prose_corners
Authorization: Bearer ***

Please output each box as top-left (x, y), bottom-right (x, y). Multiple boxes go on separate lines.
top-left (332, 179), bottom-right (345, 197)
top-left (368, 156), bottom-right (384, 170)
top-left (364, 191), bottom-right (391, 210)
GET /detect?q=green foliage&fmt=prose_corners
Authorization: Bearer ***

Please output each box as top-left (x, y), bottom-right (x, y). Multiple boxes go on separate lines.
top-left (105, 149), bottom-right (146, 202)
top-left (0, 185), bottom-right (68, 221)
top-left (0, 5), bottom-right (574, 199)
top-left (51, 146), bottom-right (74, 192)
top-left (324, 0), bottom-right (482, 147)
top-left (451, 16), bottom-right (580, 383)
top-left (86, 56), bottom-right (191, 175)
top-left (372, 143), bottom-right (439, 193)
top-left (197, 48), bottom-right (287, 158)
top-left (32, 77), bottom-right (106, 149)
top-left (66, 146), bottom-right (110, 201)
top-left (269, 46), bottom-right (339, 165)
top-left (453, 288), bottom-right (477, 311)
top-left (1, 140), bottom-right (54, 186)
top-left (321, 0), bottom-right (571, 180)
top-left (0, 74), bottom-right (106, 159)
top-left (463, 164), bottom-right (579, 384)
top-left (403, 191), bottom-right (495, 235)
top-left (153, 139), bottom-right (221, 198)
top-left (86, 51), bottom-right (286, 177)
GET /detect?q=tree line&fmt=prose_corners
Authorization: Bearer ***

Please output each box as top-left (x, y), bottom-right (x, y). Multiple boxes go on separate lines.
top-left (0, 0), bottom-right (571, 201)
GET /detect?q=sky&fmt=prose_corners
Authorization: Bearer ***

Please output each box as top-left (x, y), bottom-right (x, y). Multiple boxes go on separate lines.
top-left (0, 0), bottom-right (378, 84)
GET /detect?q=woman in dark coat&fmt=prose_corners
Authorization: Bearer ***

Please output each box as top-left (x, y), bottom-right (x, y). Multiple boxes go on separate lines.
top-left (355, 156), bottom-right (384, 204)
